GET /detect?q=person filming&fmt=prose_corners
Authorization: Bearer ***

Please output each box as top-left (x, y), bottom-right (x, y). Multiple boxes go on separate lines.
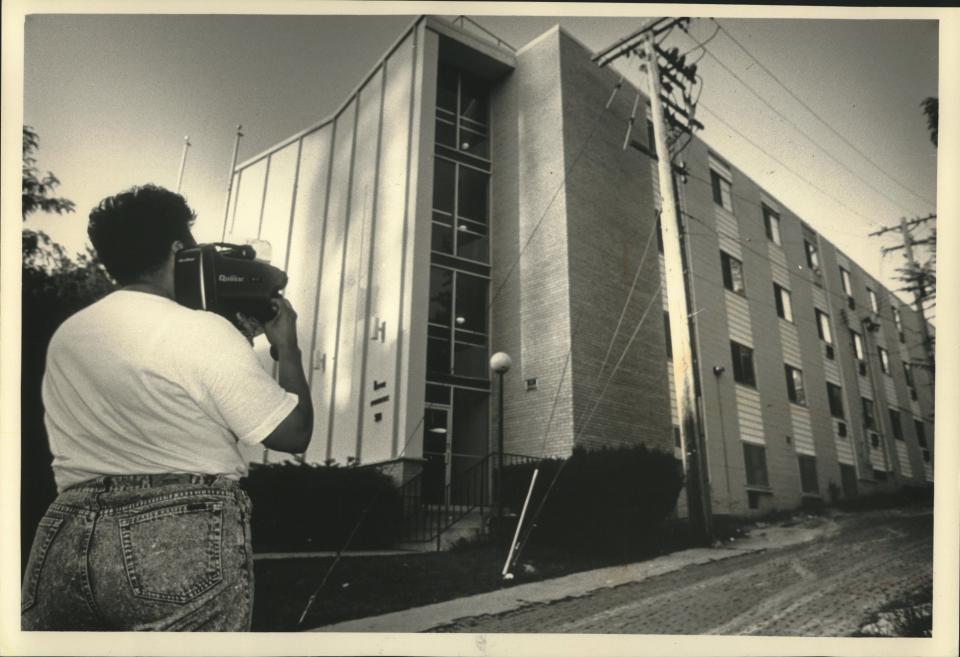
top-left (21, 185), bottom-right (312, 631)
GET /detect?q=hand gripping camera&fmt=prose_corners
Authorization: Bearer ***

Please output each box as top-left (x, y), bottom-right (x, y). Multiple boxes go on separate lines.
top-left (174, 243), bottom-right (288, 329)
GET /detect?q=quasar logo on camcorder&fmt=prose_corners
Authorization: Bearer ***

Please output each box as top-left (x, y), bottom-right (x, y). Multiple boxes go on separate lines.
top-left (174, 242), bottom-right (288, 330)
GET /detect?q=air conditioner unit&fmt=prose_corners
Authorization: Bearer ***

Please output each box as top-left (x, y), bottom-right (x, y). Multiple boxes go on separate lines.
top-left (825, 344), bottom-right (835, 360)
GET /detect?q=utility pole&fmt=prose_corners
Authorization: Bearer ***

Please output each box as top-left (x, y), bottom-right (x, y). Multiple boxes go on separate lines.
top-left (594, 18), bottom-right (713, 546)
top-left (221, 124), bottom-right (244, 241)
top-left (898, 217), bottom-right (935, 378)
top-left (871, 214), bottom-right (935, 376)
top-left (643, 34), bottom-right (713, 546)
top-left (176, 135), bottom-right (191, 193)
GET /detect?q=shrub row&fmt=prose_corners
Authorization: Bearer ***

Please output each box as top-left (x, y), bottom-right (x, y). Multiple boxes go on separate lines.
top-left (499, 444), bottom-right (685, 555)
top-left (243, 462), bottom-right (402, 552)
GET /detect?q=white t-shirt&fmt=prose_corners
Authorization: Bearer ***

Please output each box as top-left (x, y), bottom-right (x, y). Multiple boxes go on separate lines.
top-left (41, 290), bottom-right (298, 491)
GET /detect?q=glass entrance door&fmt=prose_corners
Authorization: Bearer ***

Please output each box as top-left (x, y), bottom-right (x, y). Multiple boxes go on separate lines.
top-left (422, 406), bottom-right (450, 505)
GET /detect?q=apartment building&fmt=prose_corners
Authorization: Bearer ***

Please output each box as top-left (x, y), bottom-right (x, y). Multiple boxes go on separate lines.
top-left (223, 16), bottom-right (934, 516)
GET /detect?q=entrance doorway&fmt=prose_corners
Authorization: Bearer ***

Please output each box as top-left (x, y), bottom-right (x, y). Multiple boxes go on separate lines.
top-left (421, 387), bottom-right (489, 505)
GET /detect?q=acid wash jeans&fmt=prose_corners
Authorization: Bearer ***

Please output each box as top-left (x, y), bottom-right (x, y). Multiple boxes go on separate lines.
top-left (21, 474), bottom-right (254, 631)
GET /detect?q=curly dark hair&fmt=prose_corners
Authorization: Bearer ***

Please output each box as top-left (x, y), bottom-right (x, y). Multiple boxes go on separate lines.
top-left (87, 185), bottom-right (197, 285)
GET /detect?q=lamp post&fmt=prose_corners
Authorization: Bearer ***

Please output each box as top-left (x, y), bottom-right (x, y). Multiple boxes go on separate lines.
top-left (490, 352), bottom-right (512, 531)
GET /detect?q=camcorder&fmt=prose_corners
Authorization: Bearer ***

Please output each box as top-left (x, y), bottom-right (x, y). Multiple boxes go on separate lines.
top-left (174, 242), bottom-right (288, 341)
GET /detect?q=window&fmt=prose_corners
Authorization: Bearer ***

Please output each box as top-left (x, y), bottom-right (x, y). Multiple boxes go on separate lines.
top-left (804, 239), bottom-right (820, 269)
top-left (710, 169), bottom-right (733, 211)
top-left (840, 266), bottom-right (855, 308)
top-left (878, 347), bottom-right (890, 375)
top-left (720, 251), bottom-right (746, 294)
top-left (742, 443), bottom-right (769, 488)
top-left (815, 309), bottom-right (833, 344)
top-left (850, 330), bottom-right (865, 362)
top-left (773, 283), bottom-right (794, 322)
top-left (893, 306), bottom-right (904, 342)
top-left (431, 157), bottom-right (489, 262)
top-left (798, 455), bottom-right (819, 495)
top-left (663, 311), bottom-right (672, 360)
top-left (785, 365), bottom-right (806, 405)
top-left (902, 361), bottom-right (914, 388)
top-left (731, 341), bottom-right (756, 387)
top-left (436, 65), bottom-right (489, 160)
top-left (888, 408), bottom-right (904, 441)
top-left (431, 157), bottom-right (490, 262)
top-left (827, 383), bottom-right (845, 419)
top-left (867, 287), bottom-right (879, 314)
top-left (762, 205), bottom-right (782, 246)
top-left (840, 267), bottom-right (853, 296)
top-left (914, 420), bottom-right (927, 448)
top-left (915, 420), bottom-right (930, 464)
top-left (427, 266), bottom-right (489, 380)
top-left (861, 397), bottom-right (876, 430)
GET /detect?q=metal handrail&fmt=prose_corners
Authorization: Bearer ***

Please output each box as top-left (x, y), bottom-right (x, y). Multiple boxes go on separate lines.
top-left (398, 450), bottom-right (547, 548)
top-left (451, 15), bottom-right (517, 52)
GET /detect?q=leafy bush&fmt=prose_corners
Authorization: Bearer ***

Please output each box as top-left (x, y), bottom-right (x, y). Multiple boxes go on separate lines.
top-left (499, 445), bottom-right (684, 555)
top-left (243, 462), bottom-right (403, 552)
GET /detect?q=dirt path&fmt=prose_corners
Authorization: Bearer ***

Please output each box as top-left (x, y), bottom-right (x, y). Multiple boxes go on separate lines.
top-left (436, 509), bottom-right (932, 635)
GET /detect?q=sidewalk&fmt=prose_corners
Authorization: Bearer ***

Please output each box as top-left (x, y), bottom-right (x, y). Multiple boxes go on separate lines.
top-left (311, 517), bottom-right (838, 632)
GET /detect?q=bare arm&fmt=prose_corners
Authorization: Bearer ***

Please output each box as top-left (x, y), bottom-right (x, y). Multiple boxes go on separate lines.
top-left (242, 299), bottom-right (313, 453)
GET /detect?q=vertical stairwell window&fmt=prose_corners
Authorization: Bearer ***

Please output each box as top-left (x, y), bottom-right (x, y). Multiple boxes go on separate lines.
top-left (762, 204), bottom-right (782, 246)
top-left (773, 283), bottom-right (794, 323)
top-left (710, 164), bottom-right (733, 212)
top-left (731, 341), bottom-right (756, 387)
top-left (785, 365), bottom-right (806, 406)
top-left (742, 443), bottom-right (769, 488)
top-left (721, 251), bottom-right (745, 295)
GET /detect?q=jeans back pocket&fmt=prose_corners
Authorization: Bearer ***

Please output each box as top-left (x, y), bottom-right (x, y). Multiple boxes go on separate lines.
top-left (21, 515), bottom-right (65, 613)
top-left (118, 501), bottom-right (224, 604)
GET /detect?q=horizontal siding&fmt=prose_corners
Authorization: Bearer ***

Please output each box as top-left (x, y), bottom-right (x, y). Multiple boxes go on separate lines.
top-left (870, 439), bottom-right (888, 470)
top-left (718, 231), bottom-right (742, 259)
top-left (924, 460), bottom-right (933, 482)
top-left (834, 437), bottom-right (854, 465)
top-left (883, 376), bottom-right (898, 405)
top-left (858, 373), bottom-right (873, 399)
top-left (895, 441), bottom-right (913, 479)
top-left (725, 291), bottom-right (753, 347)
top-left (715, 205), bottom-right (740, 242)
top-left (823, 357), bottom-right (841, 384)
top-left (659, 255), bottom-right (668, 310)
top-left (812, 286), bottom-right (828, 309)
top-left (790, 406), bottom-right (815, 456)
top-left (910, 397), bottom-right (922, 417)
top-left (769, 255), bottom-right (790, 285)
top-left (736, 385), bottom-right (765, 445)
top-left (779, 322), bottom-right (802, 367)
top-left (666, 362), bottom-right (678, 421)
top-left (650, 161), bottom-right (660, 201)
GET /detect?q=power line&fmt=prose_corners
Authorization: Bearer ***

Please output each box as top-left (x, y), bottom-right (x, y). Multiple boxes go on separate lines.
top-left (680, 32), bottom-right (922, 220)
top-left (699, 103), bottom-right (886, 229)
top-left (711, 19), bottom-right (936, 212)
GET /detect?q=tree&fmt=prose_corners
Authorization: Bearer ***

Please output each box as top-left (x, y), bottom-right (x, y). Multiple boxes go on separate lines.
top-left (921, 97), bottom-right (937, 148)
top-left (22, 126), bottom-right (75, 219)
top-left (21, 127), bottom-right (114, 572)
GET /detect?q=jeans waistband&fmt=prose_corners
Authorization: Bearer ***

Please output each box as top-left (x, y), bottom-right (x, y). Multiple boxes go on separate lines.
top-left (66, 473), bottom-right (240, 492)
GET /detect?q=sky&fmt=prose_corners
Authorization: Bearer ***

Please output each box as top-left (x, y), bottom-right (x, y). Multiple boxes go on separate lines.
top-left (19, 8), bottom-right (941, 308)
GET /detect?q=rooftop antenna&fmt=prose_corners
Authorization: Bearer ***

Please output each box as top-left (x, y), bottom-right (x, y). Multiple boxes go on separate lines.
top-left (175, 135), bottom-right (191, 193)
